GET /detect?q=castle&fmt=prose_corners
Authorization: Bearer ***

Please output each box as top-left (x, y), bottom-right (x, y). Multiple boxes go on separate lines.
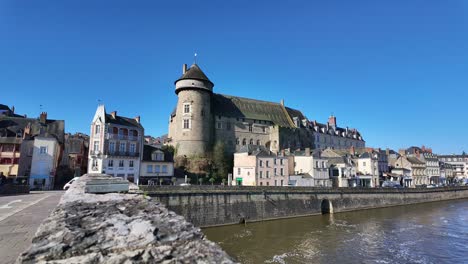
top-left (168, 63), bottom-right (365, 157)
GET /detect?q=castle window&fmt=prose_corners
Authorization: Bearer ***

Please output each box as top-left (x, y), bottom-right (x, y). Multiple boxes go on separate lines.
top-left (183, 104), bottom-right (191, 114)
top-left (242, 138), bottom-right (246, 146)
top-left (249, 124), bottom-right (253, 132)
top-left (183, 119), bottom-right (191, 129)
top-left (262, 127), bottom-right (266, 133)
top-left (256, 140), bottom-right (260, 145)
top-left (249, 139), bottom-right (253, 145)
top-left (236, 138), bottom-right (240, 145)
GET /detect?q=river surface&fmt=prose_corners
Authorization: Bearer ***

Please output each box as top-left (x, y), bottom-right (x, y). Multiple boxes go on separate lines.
top-left (203, 199), bottom-right (468, 264)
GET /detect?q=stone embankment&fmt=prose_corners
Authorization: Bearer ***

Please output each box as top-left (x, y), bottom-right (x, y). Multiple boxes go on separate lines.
top-left (0, 184), bottom-right (29, 195)
top-left (142, 185), bottom-right (468, 227)
top-left (17, 174), bottom-right (235, 264)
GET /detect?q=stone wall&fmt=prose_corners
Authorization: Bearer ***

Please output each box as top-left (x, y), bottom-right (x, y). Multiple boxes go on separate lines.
top-left (18, 175), bottom-right (235, 263)
top-left (142, 186), bottom-right (468, 227)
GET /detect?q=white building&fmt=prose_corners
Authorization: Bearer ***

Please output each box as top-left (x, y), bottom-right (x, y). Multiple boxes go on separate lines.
top-left (293, 149), bottom-right (331, 187)
top-left (233, 145), bottom-right (290, 186)
top-left (439, 154), bottom-right (468, 182)
top-left (29, 137), bottom-right (61, 189)
top-left (356, 152), bottom-right (379, 188)
top-left (88, 105), bottom-right (144, 184)
top-left (140, 145), bottom-right (174, 185)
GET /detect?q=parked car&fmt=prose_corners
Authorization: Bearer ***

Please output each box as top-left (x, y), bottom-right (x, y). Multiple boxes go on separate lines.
top-left (382, 181), bottom-right (402, 188)
top-left (179, 183), bottom-right (191, 186)
top-left (63, 177), bottom-right (79, 190)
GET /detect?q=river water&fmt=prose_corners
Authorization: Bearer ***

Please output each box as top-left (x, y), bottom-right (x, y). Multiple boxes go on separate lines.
top-left (203, 199), bottom-right (468, 264)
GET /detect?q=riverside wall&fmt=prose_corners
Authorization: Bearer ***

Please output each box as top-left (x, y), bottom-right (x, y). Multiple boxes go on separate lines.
top-left (142, 186), bottom-right (468, 227)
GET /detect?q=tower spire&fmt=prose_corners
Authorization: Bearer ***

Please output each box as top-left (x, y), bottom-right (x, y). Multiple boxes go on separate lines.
top-left (194, 52), bottom-right (197, 64)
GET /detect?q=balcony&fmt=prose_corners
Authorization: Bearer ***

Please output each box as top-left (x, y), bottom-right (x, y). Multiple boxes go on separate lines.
top-left (105, 151), bottom-right (140, 157)
top-left (0, 152), bottom-right (20, 158)
top-left (106, 133), bottom-right (140, 141)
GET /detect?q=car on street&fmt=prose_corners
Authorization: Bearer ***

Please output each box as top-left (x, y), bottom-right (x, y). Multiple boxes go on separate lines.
top-left (63, 177), bottom-right (79, 190)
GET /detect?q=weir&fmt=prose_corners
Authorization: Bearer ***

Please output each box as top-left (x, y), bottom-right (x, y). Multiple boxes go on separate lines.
top-left (142, 186), bottom-right (468, 227)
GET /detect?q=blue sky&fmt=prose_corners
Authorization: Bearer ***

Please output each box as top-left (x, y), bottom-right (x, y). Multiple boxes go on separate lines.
top-left (1, 0), bottom-right (467, 154)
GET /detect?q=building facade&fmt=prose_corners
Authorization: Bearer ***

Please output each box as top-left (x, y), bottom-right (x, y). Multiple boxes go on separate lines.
top-left (140, 145), bottom-right (174, 185)
top-left (60, 133), bottom-right (89, 177)
top-left (168, 63), bottom-right (365, 159)
top-left (233, 146), bottom-right (290, 186)
top-left (438, 154), bottom-right (468, 182)
top-left (394, 156), bottom-right (426, 186)
top-left (293, 149), bottom-right (331, 187)
top-left (88, 105), bottom-right (144, 184)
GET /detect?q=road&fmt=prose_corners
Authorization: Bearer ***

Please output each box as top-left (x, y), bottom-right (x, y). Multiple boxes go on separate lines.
top-left (0, 191), bottom-right (63, 264)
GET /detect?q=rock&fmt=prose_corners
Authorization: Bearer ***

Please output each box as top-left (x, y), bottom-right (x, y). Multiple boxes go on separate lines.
top-left (17, 174), bottom-right (236, 264)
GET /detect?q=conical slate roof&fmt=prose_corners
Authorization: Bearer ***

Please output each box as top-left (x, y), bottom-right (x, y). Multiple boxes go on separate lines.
top-left (175, 64), bottom-right (213, 85)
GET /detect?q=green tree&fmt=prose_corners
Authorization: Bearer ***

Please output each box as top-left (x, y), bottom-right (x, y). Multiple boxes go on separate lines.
top-left (209, 177), bottom-right (215, 185)
top-left (212, 141), bottom-right (228, 182)
top-left (198, 177), bottom-right (203, 185)
top-left (171, 177), bottom-right (177, 186)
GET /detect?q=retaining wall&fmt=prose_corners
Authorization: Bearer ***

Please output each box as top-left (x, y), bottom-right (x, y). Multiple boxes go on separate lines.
top-left (142, 186), bottom-right (468, 227)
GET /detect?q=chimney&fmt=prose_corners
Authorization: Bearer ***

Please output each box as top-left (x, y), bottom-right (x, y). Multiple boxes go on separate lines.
top-left (280, 99), bottom-right (285, 106)
top-left (39, 112), bottom-right (47, 124)
top-left (386, 148), bottom-right (390, 156)
top-left (182, 64), bottom-right (187, 74)
top-left (135, 116), bottom-right (140, 123)
top-left (328, 115), bottom-right (337, 127)
top-left (23, 123), bottom-right (31, 139)
top-left (398, 149), bottom-right (405, 156)
top-left (11, 106), bottom-right (14, 113)
top-left (350, 146), bottom-right (355, 155)
top-left (111, 111), bottom-right (117, 119)
top-left (421, 145), bottom-right (426, 152)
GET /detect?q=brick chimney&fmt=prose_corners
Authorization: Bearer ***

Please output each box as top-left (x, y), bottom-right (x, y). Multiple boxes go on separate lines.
top-left (305, 147), bottom-right (311, 156)
top-left (135, 116), bottom-right (140, 123)
top-left (328, 115), bottom-right (337, 127)
top-left (111, 111), bottom-right (117, 119)
top-left (39, 112), bottom-right (47, 124)
top-left (182, 64), bottom-right (187, 74)
top-left (23, 123), bottom-right (31, 139)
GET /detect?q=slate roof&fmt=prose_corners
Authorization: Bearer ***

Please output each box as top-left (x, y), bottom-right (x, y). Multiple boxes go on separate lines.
top-left (0, 104), bottom-right (10, 111)
top-left (142, 145), bottom-right (174, 162)
top-left (175, 64), bottom-right (213, 86)
top-left (328, 156), bottom-right (354, 166)
top-left (406, 156), bottom-right (425, 165)
top-left (237, 145), bottom-right (276, 157)
top-left (0, 116), bottom-right (65, 144)
top-left (212, 94), bottom-right (299, 128)
top-left (105, 114), bottom-right (143, 129)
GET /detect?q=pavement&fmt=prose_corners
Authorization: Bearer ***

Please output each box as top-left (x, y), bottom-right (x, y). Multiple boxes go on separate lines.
top-left (0, 191), bottom-right (63, 264)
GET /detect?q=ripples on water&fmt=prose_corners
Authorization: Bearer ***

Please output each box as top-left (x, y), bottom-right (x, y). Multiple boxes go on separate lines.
top-left (203, 199), bottom-right (468, 264)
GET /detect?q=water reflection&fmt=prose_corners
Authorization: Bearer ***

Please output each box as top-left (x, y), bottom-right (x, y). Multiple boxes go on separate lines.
top-left (203, 199), bottom-right (468, 264)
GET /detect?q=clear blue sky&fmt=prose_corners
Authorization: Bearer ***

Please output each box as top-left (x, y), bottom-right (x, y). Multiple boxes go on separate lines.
top-left (1, 0), bottom-right (467, 154)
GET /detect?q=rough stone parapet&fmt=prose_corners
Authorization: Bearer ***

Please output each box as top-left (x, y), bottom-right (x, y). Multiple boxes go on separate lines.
top-left (17, 174), bottom-right (236, 264)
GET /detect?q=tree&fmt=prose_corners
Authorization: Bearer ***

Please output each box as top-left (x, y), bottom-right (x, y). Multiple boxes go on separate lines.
top-left (171, 177), bottom-right (177, 186)
top-left (198, 177), bottom-right (203, 185)
top-left (209, 177), bottom-right (215, 185)
top-left (212, 141), bottom-right (228, 183)
top-left (159, 178), bottom-right (163, 186)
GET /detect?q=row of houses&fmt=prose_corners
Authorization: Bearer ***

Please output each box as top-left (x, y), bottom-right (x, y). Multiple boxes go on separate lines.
top-left (233, 145), bottom-right (464, 188)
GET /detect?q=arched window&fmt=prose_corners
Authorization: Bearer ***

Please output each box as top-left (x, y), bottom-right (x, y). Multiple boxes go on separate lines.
top-left (242, 138), bottom-right (246, 146)
top-left (249, 139), bottom-right (254, 145)
top-left (236, 138), bottom-right (240, 145)
top-left (256, 140), bottom-right (260, 145)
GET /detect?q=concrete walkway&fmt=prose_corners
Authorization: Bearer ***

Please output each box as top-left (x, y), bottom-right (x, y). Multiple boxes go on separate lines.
top-left (0, 191), bottom-right (63, 264)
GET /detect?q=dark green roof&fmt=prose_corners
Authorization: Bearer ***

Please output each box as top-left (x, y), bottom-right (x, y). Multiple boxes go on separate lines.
top-left (212, 94), bottom-right (302, 128)
top-left (175, 64), bottom-right (213, 85)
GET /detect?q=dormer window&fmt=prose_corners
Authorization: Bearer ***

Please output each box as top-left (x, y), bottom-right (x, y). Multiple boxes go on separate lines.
top-left (151, 151), bottom-right (164, 161)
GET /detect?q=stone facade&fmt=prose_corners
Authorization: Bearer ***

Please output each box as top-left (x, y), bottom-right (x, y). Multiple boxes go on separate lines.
top-left (168, 64), bottom-right (365, 160)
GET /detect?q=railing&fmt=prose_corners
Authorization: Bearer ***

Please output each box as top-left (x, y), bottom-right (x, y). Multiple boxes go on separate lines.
top-left (106, 133), bottom-right (140, 141)
top-left (105, 151), bottom-right (140, 157)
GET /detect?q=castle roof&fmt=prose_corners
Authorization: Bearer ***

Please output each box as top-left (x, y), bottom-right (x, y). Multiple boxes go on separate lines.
top-left (175, 64), bottom-right (213, 86)
top-left (212, 94), bottom-right (301, 128)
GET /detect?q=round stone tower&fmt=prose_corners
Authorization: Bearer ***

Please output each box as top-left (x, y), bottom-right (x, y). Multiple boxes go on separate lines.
top-left (173, 63), bottom-right (214, 157)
